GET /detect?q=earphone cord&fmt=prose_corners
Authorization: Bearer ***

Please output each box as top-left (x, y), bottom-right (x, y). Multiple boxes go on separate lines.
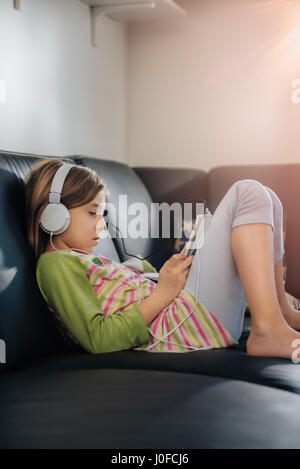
top-left (49, 232), bottom-right (151, 291)
top-left (110, 196), bottom-right (209, 262)
top-left (144, 217), bottom-right (214, 352)
top-left (49, 216), bottom-right (214, 352)
top-left (106, 193), bottom-right (207, 261)
top-left (112, 222), bottom-right (164, 261)
top-left (110, 217), bottom-right (214, 351)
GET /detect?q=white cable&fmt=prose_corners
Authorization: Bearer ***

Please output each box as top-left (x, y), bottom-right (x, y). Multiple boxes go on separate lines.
top-left (49, 233), bottom-right (145, 290)
top-left (49, 213), bottom-right (214, 353)
top-left (144, 211), bottom-right (214, 352)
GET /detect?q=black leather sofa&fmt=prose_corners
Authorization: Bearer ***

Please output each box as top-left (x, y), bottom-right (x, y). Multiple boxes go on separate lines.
top-left (1, 150), bottom-right (300, 449)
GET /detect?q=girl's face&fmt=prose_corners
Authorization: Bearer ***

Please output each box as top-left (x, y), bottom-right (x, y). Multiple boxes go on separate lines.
top-left (51, 191), bottom-right (107, 253)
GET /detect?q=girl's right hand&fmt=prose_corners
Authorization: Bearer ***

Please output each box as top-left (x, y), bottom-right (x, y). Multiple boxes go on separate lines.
top-left (155, 248), bottom-right (193, 307)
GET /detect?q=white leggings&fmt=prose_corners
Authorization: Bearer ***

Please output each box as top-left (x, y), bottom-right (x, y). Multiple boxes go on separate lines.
top-left (184, 179), bottom-right (285, 342)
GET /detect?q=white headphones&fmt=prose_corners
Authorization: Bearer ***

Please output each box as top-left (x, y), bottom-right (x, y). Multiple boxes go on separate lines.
top-left (39, 163), bottom-right (75, 236)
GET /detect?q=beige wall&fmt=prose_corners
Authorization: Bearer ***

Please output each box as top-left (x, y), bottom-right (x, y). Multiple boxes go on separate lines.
top-left (1, 0), bottom-right (300, 168)
top-left (0, 0), bottom-right (128, 162)
top-left (128, 0), bottom-right (300, 171)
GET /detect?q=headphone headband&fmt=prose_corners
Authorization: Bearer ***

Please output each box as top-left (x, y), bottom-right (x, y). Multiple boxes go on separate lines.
top-left (49, 163), bottom-right (74, 204)
top-left (39, 162), bottom-right (75, 236)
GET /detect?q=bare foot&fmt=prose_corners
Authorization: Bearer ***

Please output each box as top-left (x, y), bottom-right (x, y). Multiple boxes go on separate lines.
top-left (281, 307), bottom-right (300, 332)
top-left (247, 321), bottom-right (300, 362)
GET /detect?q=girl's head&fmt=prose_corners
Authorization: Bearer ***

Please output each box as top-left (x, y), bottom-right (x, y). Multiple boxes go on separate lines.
top-left (24, 158), bottom-right (110, 263)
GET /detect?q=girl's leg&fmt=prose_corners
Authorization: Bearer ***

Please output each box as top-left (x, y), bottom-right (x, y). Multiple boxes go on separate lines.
top-left (232, 221), bottom-right (300, 360)
top-left (184, 179), bottom-right (274, 342)
top-left (260, 186), bottom-right (300, 330)
top-left (184, 179), bottom-right (300, 359)
top-left (273, 257), bottom-right (300, 329)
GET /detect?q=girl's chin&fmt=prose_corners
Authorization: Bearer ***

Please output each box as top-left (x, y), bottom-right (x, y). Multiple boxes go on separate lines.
top-left (73, 246), bottom-right (94, 254)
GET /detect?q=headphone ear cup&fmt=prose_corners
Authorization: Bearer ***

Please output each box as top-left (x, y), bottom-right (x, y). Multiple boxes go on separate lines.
top-left (39, 203), bottom-right (71, 236)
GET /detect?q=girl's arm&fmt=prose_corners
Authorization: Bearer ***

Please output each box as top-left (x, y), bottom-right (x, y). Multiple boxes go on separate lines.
top-left (36, 253), bottom-right (151, 354)
top-left (136, 291), bottom-right (169, 326)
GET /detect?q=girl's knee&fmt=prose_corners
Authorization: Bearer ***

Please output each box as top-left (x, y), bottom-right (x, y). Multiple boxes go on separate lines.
top-left (232, 178), bottom-right (265, 191)
top-left (232, 179), bottom-right (273, 211)
top-left (263, 186), bottom-right (283, 216)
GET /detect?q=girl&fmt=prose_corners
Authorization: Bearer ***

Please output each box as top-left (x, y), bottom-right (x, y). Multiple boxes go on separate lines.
top-left (24, 158), bottom-right (300, 360)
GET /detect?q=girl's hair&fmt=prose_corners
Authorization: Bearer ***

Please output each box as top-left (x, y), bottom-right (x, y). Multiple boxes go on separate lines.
top-left (24, 158), bottom-right (109, 264)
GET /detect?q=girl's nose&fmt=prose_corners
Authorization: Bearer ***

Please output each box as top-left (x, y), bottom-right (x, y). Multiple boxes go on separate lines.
top-left (96, 216), bottom-right (107, 235)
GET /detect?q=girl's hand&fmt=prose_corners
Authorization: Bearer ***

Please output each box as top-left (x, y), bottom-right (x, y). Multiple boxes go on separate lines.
top-left (155, 247), bottom-right (193, 308)
top-left (180, 244), bottom-right (186, 256)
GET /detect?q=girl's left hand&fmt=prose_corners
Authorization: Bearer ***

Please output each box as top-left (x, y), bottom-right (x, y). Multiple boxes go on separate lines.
top-left (180, 244), bottom-right (186, 256)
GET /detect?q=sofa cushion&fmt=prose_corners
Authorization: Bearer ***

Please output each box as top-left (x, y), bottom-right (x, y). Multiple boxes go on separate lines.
top-left (1, 367), bottom-right (300, 448)
top-left (14, 317), bottom-right (300, 397)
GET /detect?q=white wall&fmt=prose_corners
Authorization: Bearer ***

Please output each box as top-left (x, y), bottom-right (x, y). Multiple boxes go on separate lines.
top-left (128, 0), bottom-right (300, 171)
top-left (0, 0), bottom-right (128, 162)
top-left (2, 0), bottom-right (300, 169)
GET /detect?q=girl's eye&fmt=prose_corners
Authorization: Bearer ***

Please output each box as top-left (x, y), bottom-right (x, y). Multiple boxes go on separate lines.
top-left (89, 209), bottom-right (108, 216)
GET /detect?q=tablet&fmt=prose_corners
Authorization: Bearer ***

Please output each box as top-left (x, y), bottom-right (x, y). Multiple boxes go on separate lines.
top-left (142, 272), bottom-right (159, 282)
top-left (184, 209), bottom-right (212, 257)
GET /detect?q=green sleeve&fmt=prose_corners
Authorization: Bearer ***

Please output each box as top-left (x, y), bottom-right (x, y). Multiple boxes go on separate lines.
top-left (141, 258), bottom-right (158, 273)
top-left (36, 252), bottom-right (150, 354)
top-left (121, 255), bottom-right (158, 274)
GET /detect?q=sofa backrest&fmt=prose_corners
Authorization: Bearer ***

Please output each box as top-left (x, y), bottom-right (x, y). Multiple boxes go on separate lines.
top-left (0, 151), bottom-right (68, 371)
top-left (0, 151), bottom-right (172, 371)
top-left (74, 156), bottom-right (174, 269)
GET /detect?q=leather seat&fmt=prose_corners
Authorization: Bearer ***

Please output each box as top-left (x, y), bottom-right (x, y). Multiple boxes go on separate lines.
top-left (2, 368), bottom-right (300, 449)
top-left (1, 150), bottom-right (300, 448)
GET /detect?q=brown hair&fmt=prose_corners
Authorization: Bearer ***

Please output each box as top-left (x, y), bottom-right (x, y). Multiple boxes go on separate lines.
top-left (24, 158), bottom-right (109, 264)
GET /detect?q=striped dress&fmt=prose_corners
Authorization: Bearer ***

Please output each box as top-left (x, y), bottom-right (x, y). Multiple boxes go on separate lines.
top-left (37, 250), bottom-right (238, 353)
